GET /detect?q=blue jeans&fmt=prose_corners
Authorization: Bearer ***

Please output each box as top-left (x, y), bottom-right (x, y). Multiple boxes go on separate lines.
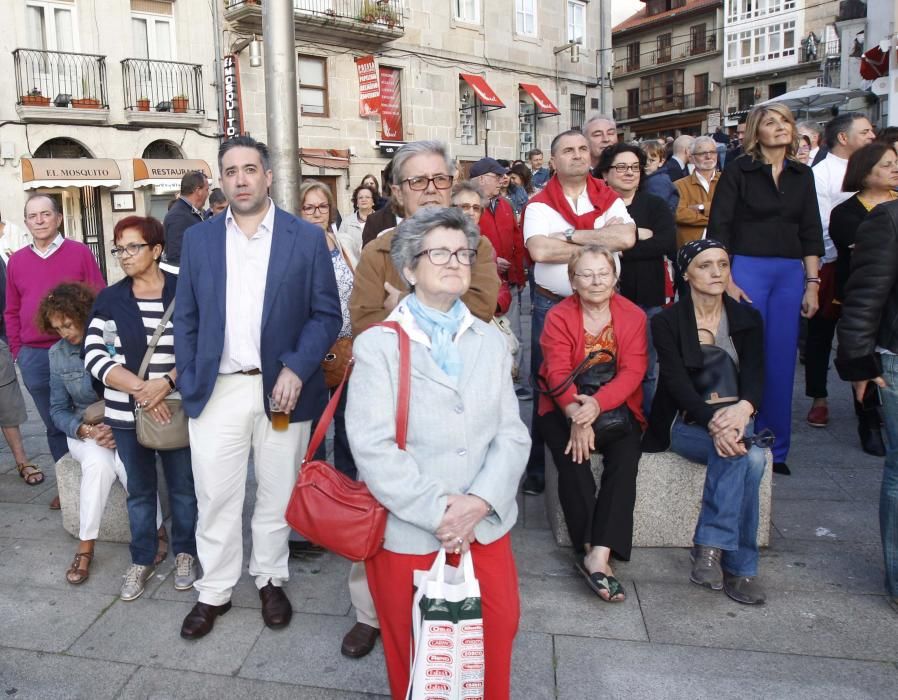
top-left (670, 417), bottom-right (766, 577)
top-left (877, 355), bottom-right (898, 597)
top-left (18, 345), bottom-right (69, 461)
top-left (113, 428), bottom-right (197, 566)
top-left (527, 290), bottom-right (560, 479)
top-left (639, 305), bottom-right (663, 418)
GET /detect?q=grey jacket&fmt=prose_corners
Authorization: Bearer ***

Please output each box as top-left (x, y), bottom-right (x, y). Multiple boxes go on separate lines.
top-left (346, 301), bottom-right (531, 555)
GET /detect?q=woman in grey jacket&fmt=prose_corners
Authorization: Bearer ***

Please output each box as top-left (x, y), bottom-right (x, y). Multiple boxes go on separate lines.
top-left (346, 206), bottom-right (530, 700)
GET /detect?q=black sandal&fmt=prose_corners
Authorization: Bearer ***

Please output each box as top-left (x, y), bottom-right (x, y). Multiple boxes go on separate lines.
top-left (575, 560), bottom-right (626, 602)
top-left (16, 463), bottom-right (44, 486)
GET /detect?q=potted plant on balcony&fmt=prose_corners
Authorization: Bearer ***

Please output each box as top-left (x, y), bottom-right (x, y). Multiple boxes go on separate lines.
top-left (136, 96), bottom-right (150, 111)
top-left (171, 95), bottom-right (189, 113)
top-left (72, 95), bottom-right (101, 109)
top-left (358, 0), bottom-right (378, 22)
top-left (21, 87), bottom-right (50, 107)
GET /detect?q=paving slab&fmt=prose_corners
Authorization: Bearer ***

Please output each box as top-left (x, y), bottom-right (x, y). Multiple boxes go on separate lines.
top-left (772, 498), bottom-right (880, 543)
top-left (769, 466), bottom-right (848, 501)
top-left (0, 647), bottom-right (136, 699)
top-left (823, 463), bottom-right (883, 502)
top-left (518, 572), bottom-right (649, 641)
top-left (239, 612), bottom-right (391, 696)
top-left (68, 597), bottom-right (263, 674)
top-left (553, 636), bottom-right (898, 699)
top-left (761, 539), bottom-right (885, 594)
top-left (510, 631), bottom-right (556, 700)
top-left (119, 666), bottom-right (381, 699)
top-left (0, 583), bottom-right (116, 653)
top-left (0, 503), bottom-right (68, 541)
top-left (510, 527), bottom-right (576, 579)
top-left (638, 581), bottom-right (898, 663)
top-left (0, 472), bottom-right (57, 504)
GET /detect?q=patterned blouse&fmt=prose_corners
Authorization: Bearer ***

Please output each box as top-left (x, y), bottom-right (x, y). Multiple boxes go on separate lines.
top-left (330, 248), bottom-right (353, 339)
top-left (584, 323), bottom-right (617, 368)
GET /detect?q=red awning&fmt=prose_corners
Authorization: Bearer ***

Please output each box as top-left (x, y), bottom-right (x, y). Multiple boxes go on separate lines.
top-left (519, 83), bottom-right (561, 116)
top-left (298, 148), bottom-right (351, 169)
top-left (460, 73), bottom-right (505, 109)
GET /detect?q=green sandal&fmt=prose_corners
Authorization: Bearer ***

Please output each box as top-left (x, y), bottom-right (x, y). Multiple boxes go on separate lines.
top-left (575, 560), bottom-right (625, 603)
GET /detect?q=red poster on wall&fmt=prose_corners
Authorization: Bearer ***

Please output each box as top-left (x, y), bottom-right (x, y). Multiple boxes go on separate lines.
top-left (355, 55), bottom-right (381, 117)
top-left (379, 66), bottom-right (403, 141)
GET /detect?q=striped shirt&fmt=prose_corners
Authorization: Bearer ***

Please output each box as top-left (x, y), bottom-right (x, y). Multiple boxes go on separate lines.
top-left (84, 299), bottom-right (176, 427)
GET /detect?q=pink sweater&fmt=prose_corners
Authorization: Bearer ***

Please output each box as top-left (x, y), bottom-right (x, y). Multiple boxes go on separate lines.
top-left (4, 239), bottom-right (106, 358)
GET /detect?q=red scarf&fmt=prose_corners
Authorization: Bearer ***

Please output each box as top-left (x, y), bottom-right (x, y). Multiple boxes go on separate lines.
top-left (524, 174), bottom-right (621, 230)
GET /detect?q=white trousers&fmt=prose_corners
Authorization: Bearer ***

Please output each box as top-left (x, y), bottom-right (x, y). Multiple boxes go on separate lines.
top-left (66, 437), bottom-right (162, 541)
top-left (348, 561), bottom-right (379, 628)
top-left (189, 373), bottom-right (311, 606)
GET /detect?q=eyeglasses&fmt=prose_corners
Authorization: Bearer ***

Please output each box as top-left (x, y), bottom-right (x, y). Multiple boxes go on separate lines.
top-left (455, 203), bottom-right (483, 213)
top-left (111, 243), bottom-right (150, 258)
top-left (415, 247), bottom-right (477, 266)
top-left (610, 164), bottom-right (641, 173)
top-left (574, 270), bottom-right (615, 282)
top-left (401, 174), bottom-right (454, 191)
top-left (301, 203), bottom-right (330, 215)
top-left (693, 151), bottom-right (718, 158)
top-left (740, 428), bottom-right (775, 448)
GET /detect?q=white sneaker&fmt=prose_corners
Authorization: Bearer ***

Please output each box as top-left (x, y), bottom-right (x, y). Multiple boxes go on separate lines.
top-left (173, 553), bottom-right (197, 591)
top-left (120, 563), bottom-right (155, 601)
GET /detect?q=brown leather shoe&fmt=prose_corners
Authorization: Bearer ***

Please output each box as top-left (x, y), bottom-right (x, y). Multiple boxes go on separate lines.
top-left (180, 601), bottom-right (232, 639)
top-left (259, 580), bottom-right (292, 629)
top-left (341, 622), bottom-right (380, 658)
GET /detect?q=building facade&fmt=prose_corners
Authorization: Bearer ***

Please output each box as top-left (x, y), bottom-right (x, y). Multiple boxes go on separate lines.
top-left (223, 0), bottom-right (611, 213)
top-left (0, 0), bottom-right (223, 281)
top-left (611, 0), bottom-right (724, 140)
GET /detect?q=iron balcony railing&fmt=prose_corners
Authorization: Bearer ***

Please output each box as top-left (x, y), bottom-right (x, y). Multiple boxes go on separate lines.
top-left (121, 58), bottom-right (205, 114)
top-left (614, 91), bottom-right (712, 121)
top-left (13, 48), bottom-right (108, 108)
top-left (614, 35), bottom-right (718, 76)
top-left (225, 0), bottom-right (404, 28)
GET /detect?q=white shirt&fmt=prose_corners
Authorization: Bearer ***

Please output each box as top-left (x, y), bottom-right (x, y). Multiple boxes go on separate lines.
top-left (694, 169), bottom-right (716, 193)
top-left (523, 189), bottom-right (633, 297)
top-left (219, 200), bottom-right (275, 374)
top-left (29, 232), bottom-right (64, 260)
top-left (813, 153), bottom-right (852, 264)
top-left (0, 220), bottom-right (33, 263)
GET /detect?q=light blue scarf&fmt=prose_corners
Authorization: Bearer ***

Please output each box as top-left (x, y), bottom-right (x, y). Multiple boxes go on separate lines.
top-left (406, 294), bottom-right (466, 378)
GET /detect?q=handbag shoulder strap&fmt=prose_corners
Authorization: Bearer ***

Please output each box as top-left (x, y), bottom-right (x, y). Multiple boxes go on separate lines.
top-left (536, 348), bottom-right (613, 398)
top-left (137, 299), bottom-right (176, 380)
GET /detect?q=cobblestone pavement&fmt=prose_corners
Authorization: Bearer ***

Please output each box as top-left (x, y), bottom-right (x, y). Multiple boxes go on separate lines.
top-left (1, 299), bottom-right (897, 698)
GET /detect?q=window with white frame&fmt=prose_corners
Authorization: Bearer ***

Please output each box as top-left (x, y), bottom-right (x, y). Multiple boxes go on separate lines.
top-left (726, 20), bottom-right (796, 68)
top-left (132, 13), bottom-right (174, 61)
top-left (298, 55), bottom-right (328, 116)
top-left (454, 0), bottom-right (480, 24)
top-left (25, 1), bottom-right (76, 52)
top-left (515, 0), bottom-right (538, 37)
top-left (567, 0), bottom-right (586, 43)
top-left (727, 0), bottom-right (794, 23)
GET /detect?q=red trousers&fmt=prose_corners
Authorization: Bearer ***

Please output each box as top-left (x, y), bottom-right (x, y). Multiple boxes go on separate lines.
top-left (366, 534), bottom-right (520, 700)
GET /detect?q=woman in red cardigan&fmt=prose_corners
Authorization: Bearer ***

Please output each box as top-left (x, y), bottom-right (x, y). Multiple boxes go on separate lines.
top-left (537, 244), bottom-right (647, 602)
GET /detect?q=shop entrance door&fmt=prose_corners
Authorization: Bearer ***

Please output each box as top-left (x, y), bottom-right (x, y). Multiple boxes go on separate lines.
top-left (80, 186), bottom-right (107, 280)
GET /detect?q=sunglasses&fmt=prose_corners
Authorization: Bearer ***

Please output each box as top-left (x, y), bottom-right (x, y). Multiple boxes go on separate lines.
top-left (739, 428), bottom-right (775, 448)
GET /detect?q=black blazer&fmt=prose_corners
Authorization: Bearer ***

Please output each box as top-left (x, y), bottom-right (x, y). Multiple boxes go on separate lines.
top-left (661, 158), bottom-right (688, 182)
top-left (163, 198), bottom-right (205, 265)
top-left (829, 194), bottom-right (869, 301)
top-left (707, 155), bottom-right (823, 259)
top-left (619, 191), bottom-right (677, 308)
top-left (643, 292), bottom-right (765, 452)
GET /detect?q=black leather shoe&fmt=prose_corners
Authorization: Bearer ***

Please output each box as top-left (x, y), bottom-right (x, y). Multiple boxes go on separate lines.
top-left (773, 462), bottom-right (791, 476)
top-left (259, 580), bottom-right (292, 629)
top-left (180, 601), bottom-right (232, 639)
top-left (859, 426), bottom-right (886, 457)
top-left (522, 474), bottom-right (544, 495)
top-left (341, 622), bottom-right (380, 658)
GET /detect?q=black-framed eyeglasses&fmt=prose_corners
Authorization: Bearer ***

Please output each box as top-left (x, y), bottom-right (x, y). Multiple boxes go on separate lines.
top-left (415, 247), bottom-right (477, 266)
top-left (401, 174), bottom-right (454, 191)
top-left (301, 203), bottom-right (330, 215)
top-left (111, 243), bottom-right (150, 258)
top-left (740, 428), bottom-right (775, 448)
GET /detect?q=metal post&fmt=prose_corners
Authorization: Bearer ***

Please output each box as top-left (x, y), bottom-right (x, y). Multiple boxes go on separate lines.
top-left (211, 0), bottom-right (224, 139)
top-left (263, 0), bottom-right (300, 214)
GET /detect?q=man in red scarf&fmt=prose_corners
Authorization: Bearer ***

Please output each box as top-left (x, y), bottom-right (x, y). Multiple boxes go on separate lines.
top-left (520, 129), bottom-right (636, 495)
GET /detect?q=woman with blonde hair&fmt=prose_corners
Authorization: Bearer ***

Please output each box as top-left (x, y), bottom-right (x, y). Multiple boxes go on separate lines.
top-left (707, 102), bottom-right (824, 475)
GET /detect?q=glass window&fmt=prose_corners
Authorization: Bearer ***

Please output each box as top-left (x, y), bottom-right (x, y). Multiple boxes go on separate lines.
top-left (25, 2), bottom-right (76, 52)
top-left (454, 0), bottom-right (480, 23)
top-left (298, 55), bottom-right (328, 116)
top-left (567, 0), bottom-right (586, 43)
top-left (515, 0), bottom-right (537, 37)
top-left (570, 93), bottom-right (585, 130)
top-left (132, 14), bottom-right (174, 61)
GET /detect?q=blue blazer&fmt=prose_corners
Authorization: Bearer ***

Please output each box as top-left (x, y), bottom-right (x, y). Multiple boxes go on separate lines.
top-left (174, 206), bottom-right (342, 421)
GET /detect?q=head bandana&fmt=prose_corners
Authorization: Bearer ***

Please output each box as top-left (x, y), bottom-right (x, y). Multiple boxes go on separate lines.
top-left (677, 238), bottom-right (728, 273)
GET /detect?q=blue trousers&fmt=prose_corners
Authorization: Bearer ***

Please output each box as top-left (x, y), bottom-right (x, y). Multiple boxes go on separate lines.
top-left (526, 290), bottom-right (560, 479)
top-left (113, 428), bottom-right (197, 566)
top-left (17, 345), bottom-right (69, 462)
top-left (877, 355), bottom-right (898, 597)
top-left (670, 417), bottom-right (766, 576)
top-left (732, 255), bottom-right (804, 462)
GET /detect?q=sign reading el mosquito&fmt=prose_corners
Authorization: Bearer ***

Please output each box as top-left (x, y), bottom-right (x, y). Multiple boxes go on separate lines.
top-left (223, 54), bottom-right (245, 140)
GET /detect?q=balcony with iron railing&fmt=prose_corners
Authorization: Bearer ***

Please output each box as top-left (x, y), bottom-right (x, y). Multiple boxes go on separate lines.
top-left (121, 58), bottom-right (205, 126)
top-left (614, 91), bottom-right (712, 122)
top-left (224, 0), bottom-right (404, 46)
top-left (613, 35), bottom-right (718, 77)
top-left (13, 48), bottom-right (109, 123)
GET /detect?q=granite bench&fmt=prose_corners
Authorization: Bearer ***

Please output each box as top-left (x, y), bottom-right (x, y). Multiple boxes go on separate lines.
top-left (544, 448), bottom-right (772, 548)
top-left (56, 453), bottom-right (170, 543)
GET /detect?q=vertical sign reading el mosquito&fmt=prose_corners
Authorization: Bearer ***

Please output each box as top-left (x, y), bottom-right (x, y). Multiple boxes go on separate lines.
top-left (222, 54), bottom-right (245, 140)
top-left (355, 55), bottom-right (381, 117)
top-left (379, 66), bottom-right (403, 141)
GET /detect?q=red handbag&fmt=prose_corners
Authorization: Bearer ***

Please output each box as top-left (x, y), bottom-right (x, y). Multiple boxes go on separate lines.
top-left (285, 321), bottom-right (410, 561)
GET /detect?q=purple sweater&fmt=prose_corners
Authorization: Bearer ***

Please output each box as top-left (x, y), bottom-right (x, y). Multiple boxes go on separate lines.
top-left (4, 239), bottom-right (105, 358)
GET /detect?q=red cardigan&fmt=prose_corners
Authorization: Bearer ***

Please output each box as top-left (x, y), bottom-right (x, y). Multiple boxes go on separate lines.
top-left (479, 197), bottom-right (526, 287)
top-left (537, 292), bottom-right (648, 427)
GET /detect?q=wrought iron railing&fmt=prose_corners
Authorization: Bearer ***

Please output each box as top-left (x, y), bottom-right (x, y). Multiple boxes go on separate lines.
top-left (13, 48), bottom-right (108, 108)
top-left (613, 35), bottom-right (718, 76)
top-left (225, 0), bottom-right (404, 29)
top-left (121, 59), bottom-right (204, 114)
top-left (614, 91), bottom-right (711, 121)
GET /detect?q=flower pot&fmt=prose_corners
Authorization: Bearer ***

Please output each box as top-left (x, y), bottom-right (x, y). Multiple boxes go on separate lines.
top-left (172, 97), bottom-right (189, 113)
top-left (136, 99), bottom-right (150, 112)
top-left (72, 98), bottom-right (101, 109)
top-left (21, 95), bottom-right (50, 107)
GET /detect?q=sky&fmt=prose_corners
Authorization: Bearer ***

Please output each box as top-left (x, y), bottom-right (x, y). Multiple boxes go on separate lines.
top-left (611, 0), bottom-right (645, 25)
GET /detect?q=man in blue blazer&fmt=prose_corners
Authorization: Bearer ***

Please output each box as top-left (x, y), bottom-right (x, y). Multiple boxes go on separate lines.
top-left (175, 136), bottom-right (342, 640)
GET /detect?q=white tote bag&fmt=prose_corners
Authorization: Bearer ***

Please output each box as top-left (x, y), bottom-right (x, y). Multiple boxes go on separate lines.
top-left (407, 549), bottom-right (485, 700)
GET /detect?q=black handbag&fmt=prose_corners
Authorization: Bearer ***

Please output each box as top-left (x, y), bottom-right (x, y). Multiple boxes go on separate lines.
top-left (538, 349), bottom-right (630, 448)
top-left (691, 344), bottom-right (740, 407)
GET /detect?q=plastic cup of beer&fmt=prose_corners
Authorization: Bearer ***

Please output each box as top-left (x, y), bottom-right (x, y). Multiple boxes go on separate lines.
top-left (268, 395), bottom-right (289, 432)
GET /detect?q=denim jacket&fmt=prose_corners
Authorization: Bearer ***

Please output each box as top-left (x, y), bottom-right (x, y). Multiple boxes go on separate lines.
top-left (49, 338), bottom-right (100, 439)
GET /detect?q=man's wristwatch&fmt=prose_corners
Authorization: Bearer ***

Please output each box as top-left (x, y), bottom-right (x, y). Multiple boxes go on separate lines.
top-left (696, 204), bottom-right (705, 212)
top-left (564, 227), bottom-right (575, 242)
